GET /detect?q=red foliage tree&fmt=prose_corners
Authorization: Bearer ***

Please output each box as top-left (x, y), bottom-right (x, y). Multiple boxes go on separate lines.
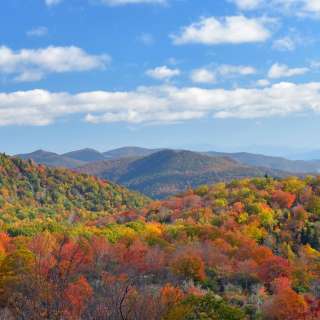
top-left (64, 276), bottom-right (93, 319)
top-left (272, 190), bottom-right (296, 209)
top-left (171, 250), bottom-right (206, 281)
top-left (263, 278), bottom-right (307, 320)
top-left (257, 256), bottom-right (291, 285)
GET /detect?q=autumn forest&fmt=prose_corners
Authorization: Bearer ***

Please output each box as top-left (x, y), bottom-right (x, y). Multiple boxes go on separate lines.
top-left (0, 154), bottom-right (319, 319)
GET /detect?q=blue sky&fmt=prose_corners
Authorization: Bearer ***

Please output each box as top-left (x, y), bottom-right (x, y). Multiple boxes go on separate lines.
top-left (1, 0), bottom-right (320, 155)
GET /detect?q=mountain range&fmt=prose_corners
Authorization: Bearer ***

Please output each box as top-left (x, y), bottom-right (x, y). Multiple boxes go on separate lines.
top-left (16, 146), bottom-right (320, 198)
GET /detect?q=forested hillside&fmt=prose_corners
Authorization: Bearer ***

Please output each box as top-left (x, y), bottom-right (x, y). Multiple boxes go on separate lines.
top-left (0, 154), bottom-right (149, 236)
top-left (0, 165), bottom-right (319, 319)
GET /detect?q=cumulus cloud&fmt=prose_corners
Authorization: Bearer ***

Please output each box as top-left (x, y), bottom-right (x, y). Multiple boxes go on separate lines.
top-left (191, 69), bottom-right (216, 84)
top-left (172, 16), bottom-right (271, 45)
top-left (272, 36), bottom-right (296, 51)
top-left (146, 66), bottom-right (180, 80)
top-left (26, 27), bottom-right (48, 37)
top-left (190, 65), bottom-right (256, 84)
top-left (268, 63), bottom-right (309, 78)
top-left (0, 46), bottom-right (110, 82)
top-left (1, 82), bottom-right (320, 126)
top-left (304, 0), bottom-right (320, 14)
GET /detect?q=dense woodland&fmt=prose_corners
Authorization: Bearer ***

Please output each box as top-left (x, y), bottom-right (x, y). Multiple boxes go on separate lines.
top-left (0, 154), bottom-right (319, 319)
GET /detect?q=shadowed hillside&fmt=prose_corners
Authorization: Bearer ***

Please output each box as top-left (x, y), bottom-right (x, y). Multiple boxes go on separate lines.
top-left (77, 150), bottom-right (288, 198)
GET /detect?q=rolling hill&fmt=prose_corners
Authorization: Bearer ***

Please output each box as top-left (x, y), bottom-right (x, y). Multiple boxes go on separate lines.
top-left (0, 153), bottom-right (149, 221)
top-left (77, 149), bottom-right (288, 198)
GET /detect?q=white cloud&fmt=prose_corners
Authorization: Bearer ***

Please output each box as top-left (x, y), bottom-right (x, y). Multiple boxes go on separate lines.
top-left (26, 27), bottom-right (48, 37)
top-left (99, 0), bottom-right (166, 5)
top-left (1, 82), bottom-right (320, 125)
top-left (146, 66), bottom-right (180, 80)
top-left (277, 0), bottom-right (320, 15)
top-left (172, 16), bottom-right (271, 45)
top-left (268, 63), bottom-right (309, 78)
top-left (232, 0), bottom-right (320, 17)
top-left (217, 64), bottom-right (256, 76)
top-left (232, 0), bottom-right (262, 10)
top-left (190, 65), bottom-right (256, 84)
top-left (45, 0), bottom-right (62, 6)
top-left (0, 46), bottom-right (110, 82)
top-left (272, 36), bottom-right (296, 51)
top-left (272, 31), bottom-right (314, 51)
top-left (304, 0), bottom-right (320, 13)
top-left (191, 69), bottom-right (216, 84)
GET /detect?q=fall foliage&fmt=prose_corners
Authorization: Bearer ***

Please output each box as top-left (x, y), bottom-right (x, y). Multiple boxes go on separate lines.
top-left (0, 155), bottom-right (319, 319)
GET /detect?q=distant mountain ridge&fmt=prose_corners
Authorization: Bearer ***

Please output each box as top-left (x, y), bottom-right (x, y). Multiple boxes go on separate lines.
top-left (16, 147), bottom-right (161, 168)
top-left (205, 151), bottom-right (320, 174)
top-left (16, 146), bottom-right (320, 173)
top-left (15, 146), bottom-right (320, 198)
top-left (76, 149), bottom-right (289, 198)
top-left (17, 150), bottom-right (85, 168)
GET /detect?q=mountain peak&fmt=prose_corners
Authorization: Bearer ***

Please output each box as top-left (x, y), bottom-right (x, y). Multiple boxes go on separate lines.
top-left (62, 148), bottom-right (105, 162)
top-left (31, 149), bottom-right (57, 155)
